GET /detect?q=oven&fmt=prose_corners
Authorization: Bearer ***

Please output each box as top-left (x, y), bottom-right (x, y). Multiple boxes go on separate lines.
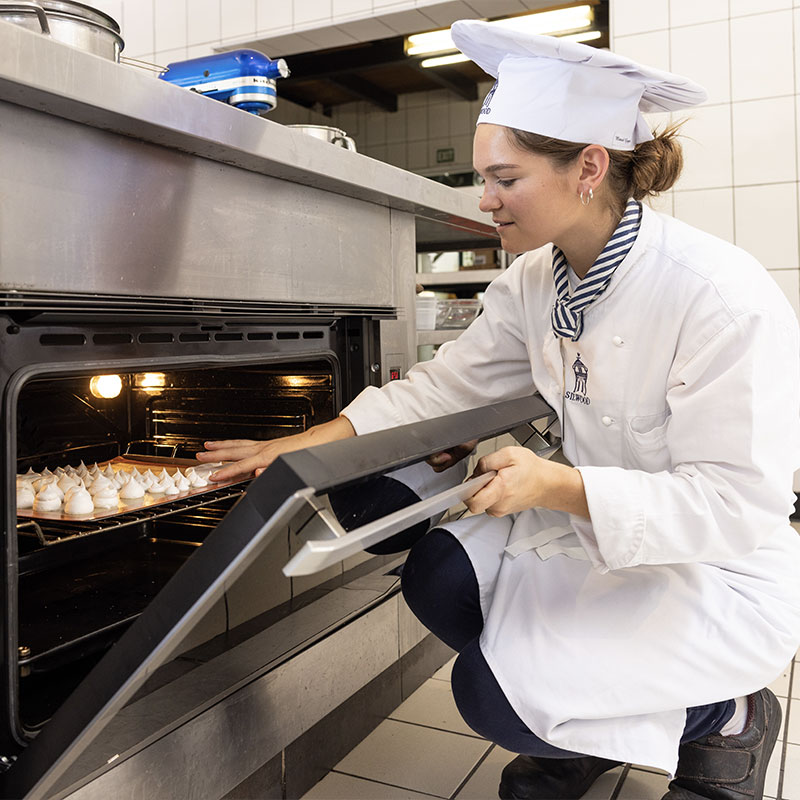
top-left (1, 302), bottom-right (556, 800)
top-left (0, 22), bottom-right (557, 800)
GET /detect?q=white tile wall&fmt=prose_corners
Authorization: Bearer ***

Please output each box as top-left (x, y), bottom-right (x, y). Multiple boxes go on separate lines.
top-left (613, 31), bottom-right (670, 73)
top-left (730, 0), bottom-right (793, 16)
top-left (796, 9), bottom-right (800, 95)
top-left (730, 11), bottom-right (794, 102)
top-left (220, 0), bottom-right (256, 40)
top-left (732, 96), bottom-right (796, 186)
top-left (154, 0), bottom-right (187, 53)
top-left (332, 0), bottom-right (373, 20)
top-left (255, 0), bottom-right (293, 35)
top-left (669, 0), bottom-right (728, 27)
top-left (187, 0), bottom-right (221, 46)
top-left (673, 188), bottom-right (734, 243)
top-left (295, 0), bottom-right (334, 27)
top-left (734, 183), bottom-right (800, 269)
top-left (611, 0), bottom-right (670, 36)
top-left (674, 104), bottom-right (733, 191)
top-left (771, 270), bottom-right (800, 319)
top-left (91, 0), bottom-right (123, 27)
top-left (670, 21), bottom-right (730, 105)
top-left (122, 1), bottom-right (154, 60)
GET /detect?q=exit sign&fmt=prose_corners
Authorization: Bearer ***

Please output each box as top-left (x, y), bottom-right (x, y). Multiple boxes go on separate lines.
top-left (436, 147), bottom-right (455, 163)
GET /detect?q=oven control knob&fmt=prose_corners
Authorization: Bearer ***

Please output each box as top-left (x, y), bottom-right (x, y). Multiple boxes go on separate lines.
top-left (370, 362), bottom-right (380, 373)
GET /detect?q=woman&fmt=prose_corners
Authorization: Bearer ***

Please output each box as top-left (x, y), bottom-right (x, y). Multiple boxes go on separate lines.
top-left (199, 21), bottom-right (800, 800)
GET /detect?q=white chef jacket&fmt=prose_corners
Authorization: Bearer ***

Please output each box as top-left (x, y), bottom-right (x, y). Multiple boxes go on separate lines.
top-left (342, 204), bottom-right (800, 773)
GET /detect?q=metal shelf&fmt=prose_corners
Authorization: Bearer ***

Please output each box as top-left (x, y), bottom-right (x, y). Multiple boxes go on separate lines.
top-left (416, 269), bottom-right (503, 287)
top-left (416, 329), bottom-right (464, 346)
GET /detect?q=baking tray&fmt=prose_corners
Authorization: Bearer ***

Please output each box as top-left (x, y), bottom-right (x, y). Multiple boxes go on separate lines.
top-left (17, 455), bottom-right (244, 522)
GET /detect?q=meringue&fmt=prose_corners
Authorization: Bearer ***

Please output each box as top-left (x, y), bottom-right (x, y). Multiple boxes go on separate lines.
top-left (118, 476), bottom-right (145, 500)
top-left (64, 487), bottom-right (94, 515)
top-left (92, 485), bottom-right (119, 510)
top-left (16, 484), bottom-right (34, 509)
top-left (64, 484), bottom-right (85, 502)
top-left (185, 468), bottom-right (209, 488)
top-left (57, 473), bottom-right (81, 493)
top-left (37, 476), bottom-right (64, 499)
top-left (173, 470), bottom-right (191, 492)
top-left (148, 477), bottom-right (174, 494)
top-left (141, 470), bottom-right (157, 489)
top-left (33, 484), bottom-right (61, 512)
top-left (88, 475), bottom-right (113, 496)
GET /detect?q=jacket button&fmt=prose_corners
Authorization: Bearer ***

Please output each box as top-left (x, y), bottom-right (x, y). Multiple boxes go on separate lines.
top-left (612, 336), bottom-right (624, 346)
top-left (601, 415), bottom-right (613, 426)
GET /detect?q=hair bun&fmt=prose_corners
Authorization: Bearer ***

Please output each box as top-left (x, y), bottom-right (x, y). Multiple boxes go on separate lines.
top-left (629, 122), bottom-right (684, 201)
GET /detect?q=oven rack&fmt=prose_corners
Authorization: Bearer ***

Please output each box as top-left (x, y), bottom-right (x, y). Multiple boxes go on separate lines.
top-left (16, 484), bottom-right (247, 548)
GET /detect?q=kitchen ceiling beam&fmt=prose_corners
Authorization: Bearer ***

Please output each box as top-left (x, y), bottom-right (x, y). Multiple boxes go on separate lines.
top-left (327, 74), bottom-right (398, 113)
top-left (284, 37), bottom-right (408, 79)
top-left (412, 63), bottom-right (478, 102)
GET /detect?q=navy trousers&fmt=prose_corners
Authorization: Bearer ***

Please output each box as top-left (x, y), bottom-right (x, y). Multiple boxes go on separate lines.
top-left (400, 527), bottom-right (735, 757)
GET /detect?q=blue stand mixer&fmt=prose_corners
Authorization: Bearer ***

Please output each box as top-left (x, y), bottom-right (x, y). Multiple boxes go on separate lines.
top-left (159, 50), bottom-right (290, 115)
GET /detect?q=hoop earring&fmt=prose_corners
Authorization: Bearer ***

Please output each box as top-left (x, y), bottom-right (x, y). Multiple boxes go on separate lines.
top-left (580, 188), bottom-right (593, 207)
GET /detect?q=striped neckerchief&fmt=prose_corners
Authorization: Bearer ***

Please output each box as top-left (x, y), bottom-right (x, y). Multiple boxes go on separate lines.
top-left (550, 198), bottom-right (642, 341)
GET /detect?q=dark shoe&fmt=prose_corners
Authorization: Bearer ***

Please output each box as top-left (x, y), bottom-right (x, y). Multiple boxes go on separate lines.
top-left (662, 688), bottom-right (782, 800)
top-left (498, 754), bottom-right (622, 799)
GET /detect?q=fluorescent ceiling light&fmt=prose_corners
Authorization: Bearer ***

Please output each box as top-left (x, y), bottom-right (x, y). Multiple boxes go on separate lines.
top-left (420, 53), bottom-right (470, 68)
top-left (561, 29), bottom-right (602, 43)
top-left (407, 29), bottom-right (456, 56)
top-left (406, 4), bottom-right (594, 56)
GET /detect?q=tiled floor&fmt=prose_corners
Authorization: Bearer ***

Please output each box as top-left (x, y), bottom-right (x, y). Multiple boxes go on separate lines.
top-left (302, 649), bottom-right (800, 800)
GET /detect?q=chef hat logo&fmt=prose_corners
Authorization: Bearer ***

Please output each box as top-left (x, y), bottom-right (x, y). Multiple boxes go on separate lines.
top-left (480, 78), bottom-right (498, 116)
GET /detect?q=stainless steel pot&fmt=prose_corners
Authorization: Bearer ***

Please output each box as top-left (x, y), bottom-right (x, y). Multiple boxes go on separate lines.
top-left (0, 0), bottom-right (123, 61)
top-left (286, 124), bottom-right (357, 152)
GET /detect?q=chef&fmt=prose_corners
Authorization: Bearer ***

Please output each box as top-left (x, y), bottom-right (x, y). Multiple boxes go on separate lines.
top-left (201, 20), bottom-right (800, 800)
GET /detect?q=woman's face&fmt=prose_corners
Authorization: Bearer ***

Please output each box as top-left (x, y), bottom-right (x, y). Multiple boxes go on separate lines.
top-left (473, 123), bottom-right (579, 254)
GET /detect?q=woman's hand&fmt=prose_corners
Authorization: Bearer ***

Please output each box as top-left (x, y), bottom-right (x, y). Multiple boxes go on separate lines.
top-left (426, 440), bottom-right (478, 472)
top-left (197, 415), bottom-right (356, 482)
top-left (465, 446), bottom-right (590, 519)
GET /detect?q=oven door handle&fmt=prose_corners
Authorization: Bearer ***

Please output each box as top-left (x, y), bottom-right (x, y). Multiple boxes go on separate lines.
top-left (283, 470), bottom-right (497, 576)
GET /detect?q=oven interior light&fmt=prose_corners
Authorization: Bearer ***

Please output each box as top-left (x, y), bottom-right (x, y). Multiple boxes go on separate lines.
top-left (89, 374), bottom-right (123, 399)
top-left (284, 375), bottom-right (312, 387)
top-left (137, 372), bottom-right (166, 389)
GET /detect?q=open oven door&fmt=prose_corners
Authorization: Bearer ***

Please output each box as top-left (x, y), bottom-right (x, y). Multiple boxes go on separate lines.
top-left (1, 394), bottom-right (556, 800)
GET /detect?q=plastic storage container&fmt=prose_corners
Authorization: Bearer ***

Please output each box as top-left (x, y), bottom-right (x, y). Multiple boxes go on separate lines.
top-left (416, 296), bottom-right (438, 330)
top-left (435, 299), bottom-right (482, 329)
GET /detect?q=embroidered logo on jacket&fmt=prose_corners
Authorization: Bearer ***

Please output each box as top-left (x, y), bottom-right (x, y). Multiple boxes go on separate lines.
top-left (565, 353), bottom-right (590, 405)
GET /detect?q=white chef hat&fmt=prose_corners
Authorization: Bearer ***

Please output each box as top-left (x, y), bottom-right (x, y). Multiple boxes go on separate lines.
top-left (450, 19), bottom-right (707, 151)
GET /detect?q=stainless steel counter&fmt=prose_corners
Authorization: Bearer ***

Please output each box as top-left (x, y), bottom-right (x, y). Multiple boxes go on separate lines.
top-left (0, 18), bottom-right (495, 330)
top-left (0, 20), bottom-right (495, 245)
